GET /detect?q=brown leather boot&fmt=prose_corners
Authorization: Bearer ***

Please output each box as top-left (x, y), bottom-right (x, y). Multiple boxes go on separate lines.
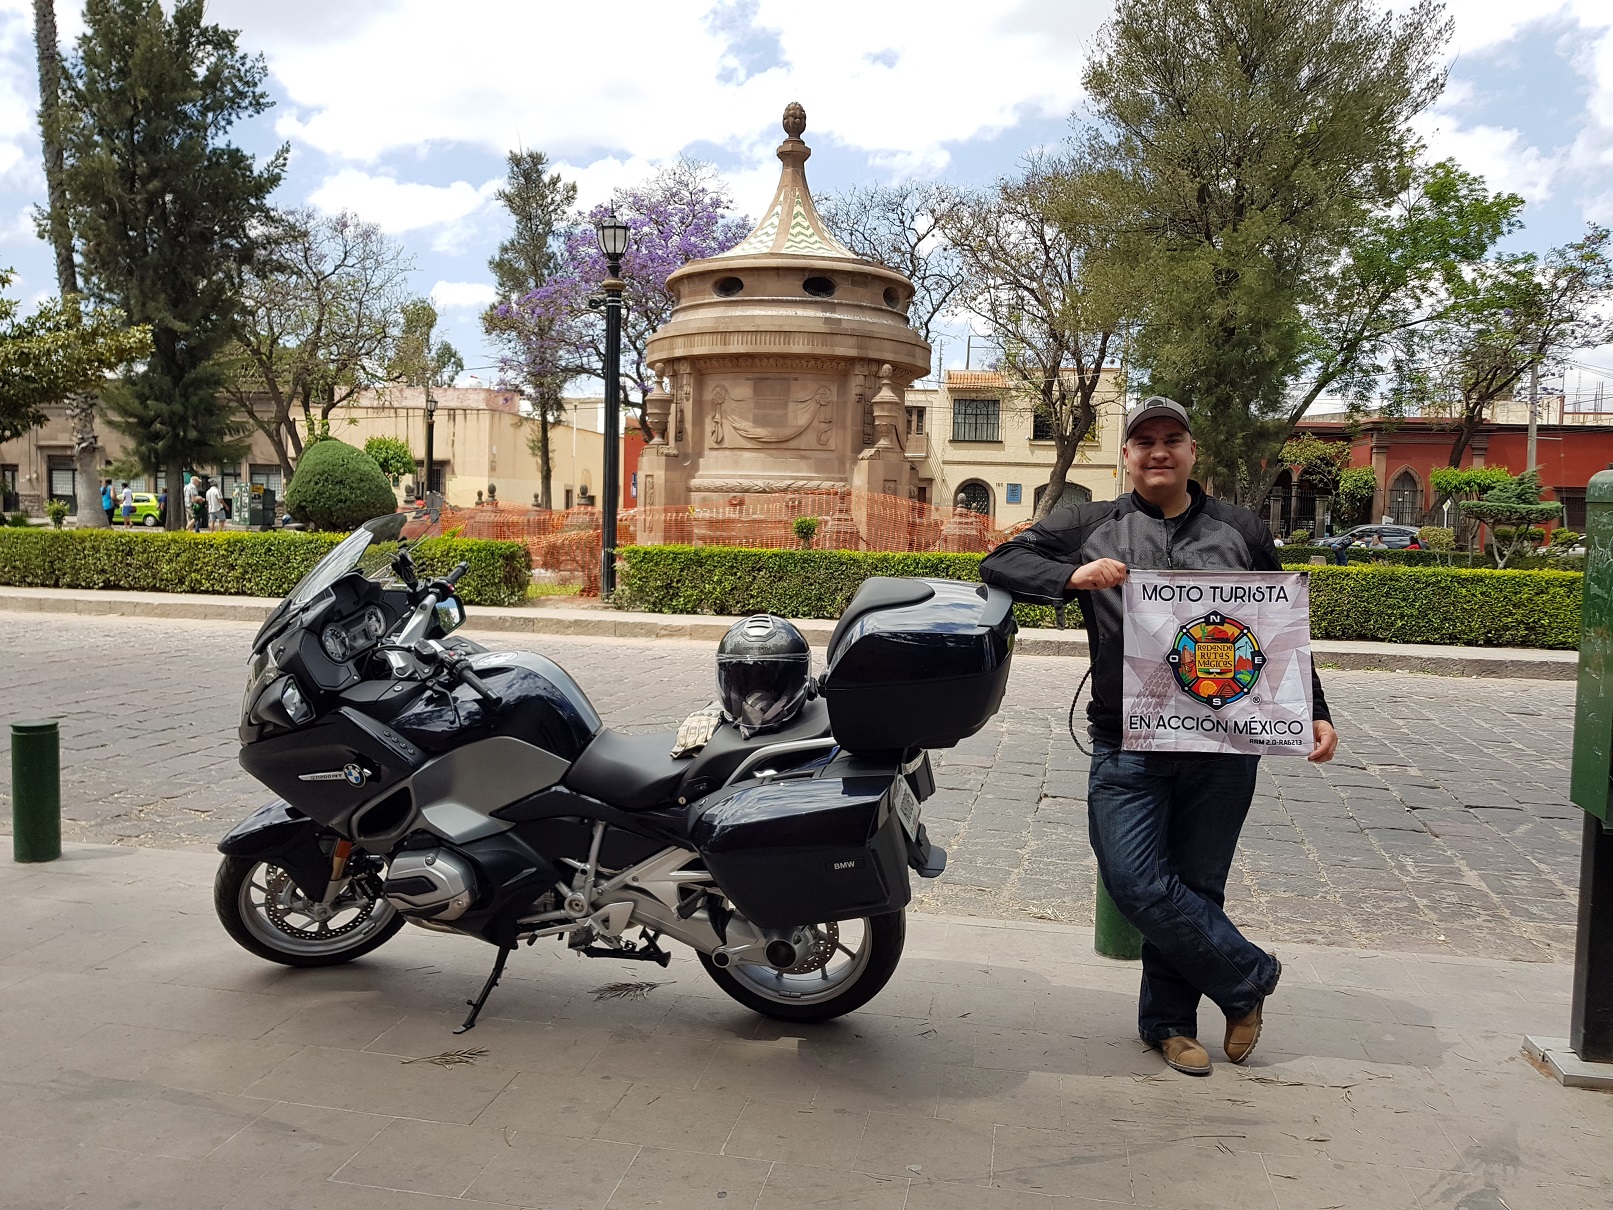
top-left (1225, 955), bottom-right (1282, 1064)
top-left (1155, 1036), bottom-right (1212, 1076)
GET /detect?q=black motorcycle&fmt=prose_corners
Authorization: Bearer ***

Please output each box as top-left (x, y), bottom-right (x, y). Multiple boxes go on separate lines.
top-left (214, 513), bottom-right (1016, 1030)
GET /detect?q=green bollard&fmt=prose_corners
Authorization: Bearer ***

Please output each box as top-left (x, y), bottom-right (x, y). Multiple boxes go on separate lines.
top-left (1094, 876), bottom-right (1143, 960)
top-left (11, 720), bottom-right (61, 863)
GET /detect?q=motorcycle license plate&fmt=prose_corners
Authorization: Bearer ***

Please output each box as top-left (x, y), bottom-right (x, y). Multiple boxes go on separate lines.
top-left (892, 777), bottom-right (921, 841)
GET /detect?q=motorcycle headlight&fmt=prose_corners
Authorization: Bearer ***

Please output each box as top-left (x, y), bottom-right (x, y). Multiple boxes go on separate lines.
top-left (280, 677), bottom-right (313, 725)
top-left (251, 675), bottom-right (313, 729)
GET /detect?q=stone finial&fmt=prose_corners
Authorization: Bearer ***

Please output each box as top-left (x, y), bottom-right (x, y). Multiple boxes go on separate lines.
top-left (782, 102), bottom-right (806, 139)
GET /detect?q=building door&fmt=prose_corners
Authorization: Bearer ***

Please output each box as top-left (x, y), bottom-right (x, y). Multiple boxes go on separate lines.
top-left (956, 480), bottom-right (993, 517)
top-left (1387, 470), bottom-right (1422, 525)
top-left (47, 456), bottom-right (77, 515)
top-left (1, 464), bottom-right (17, 512)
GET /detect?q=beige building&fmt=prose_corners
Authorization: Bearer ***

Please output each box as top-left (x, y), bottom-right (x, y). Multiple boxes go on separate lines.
top-left (0, 386), bottom-right (623, 520)
top-left (903, 368), bottom-right (1127, 527)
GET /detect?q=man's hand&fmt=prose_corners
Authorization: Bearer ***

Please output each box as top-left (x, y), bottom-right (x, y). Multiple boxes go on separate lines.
top-left (1067, 558), bottom-right (1128, 591)
top-left (1307, 720), bottom-right (1338, 764)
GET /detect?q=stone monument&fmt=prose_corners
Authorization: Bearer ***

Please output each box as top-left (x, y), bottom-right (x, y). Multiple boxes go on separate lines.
top-left (638, 102), bottom-right (931, 545)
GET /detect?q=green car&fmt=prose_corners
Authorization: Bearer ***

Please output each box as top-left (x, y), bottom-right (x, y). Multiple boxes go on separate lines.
top-left (120, 492), bottom-right (162, 526)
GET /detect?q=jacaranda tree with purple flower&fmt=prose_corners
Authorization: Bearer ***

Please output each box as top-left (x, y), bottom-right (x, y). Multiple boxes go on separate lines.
top-left (494, 159), bottom-right (748, 459)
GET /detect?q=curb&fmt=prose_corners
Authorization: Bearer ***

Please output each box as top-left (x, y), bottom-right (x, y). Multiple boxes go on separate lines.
top-left (0, 585), bottom-right (1578, 680)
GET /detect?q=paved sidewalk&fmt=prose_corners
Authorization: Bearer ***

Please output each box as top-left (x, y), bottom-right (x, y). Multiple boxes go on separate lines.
top-left (0, 585), bottom-right (1580, 678)
top-left (2, 843), bottom-right (1608, 1210)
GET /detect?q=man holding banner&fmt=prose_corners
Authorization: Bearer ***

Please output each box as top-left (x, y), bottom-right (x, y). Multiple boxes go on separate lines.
top-left (981, 397), bottom-right (1338, 1076)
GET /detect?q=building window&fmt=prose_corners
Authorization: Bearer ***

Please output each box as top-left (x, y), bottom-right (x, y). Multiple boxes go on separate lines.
top-left (218, 467), bottom-right (241, 517)
top-left (956, 480), bottom-right (993, 516)
top-left (1, 464), bottom-right (16, 511)
top-left (1032, 409), bottom-right (1055, 441)
top-left (1034, 481), bottom-right (1092, 513)
top-left (1387, 469), bottom-right (1421, 526)
top-left (47, 455), bottom-right (77, 515)
top-left (1557, 487), bottom-right (1587, 532)
top-left (952, 397), bottom-right (1000, 442)
top-left (249, 464), bottom-right (284, 497)
top-left (906, 407), bottom-right (925, 436)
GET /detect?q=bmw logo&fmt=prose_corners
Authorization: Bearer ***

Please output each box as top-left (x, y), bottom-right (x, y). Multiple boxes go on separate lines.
top-left (342, 763), bottom-right (370, 787)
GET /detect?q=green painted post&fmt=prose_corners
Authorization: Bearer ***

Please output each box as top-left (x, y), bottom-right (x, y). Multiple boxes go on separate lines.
top-left (11, 720), bottom-right (61, 863)
top-left (1094, 875), bottom-right (1142, 960)
top-left (1568, 470), bottom-right (1613, 1061)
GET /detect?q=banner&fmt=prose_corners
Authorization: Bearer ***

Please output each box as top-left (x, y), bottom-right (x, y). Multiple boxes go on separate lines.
top-left (1121, 570), bottom-right (1313, 756)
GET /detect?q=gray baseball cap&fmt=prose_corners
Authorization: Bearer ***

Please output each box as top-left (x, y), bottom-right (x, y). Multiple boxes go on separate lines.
top-left (1123, 396), bottom-right (1192, 440)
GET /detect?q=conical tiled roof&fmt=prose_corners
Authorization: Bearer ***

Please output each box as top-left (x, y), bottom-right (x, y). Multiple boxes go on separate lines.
top-left (718, 102), bottom-right (859, 261)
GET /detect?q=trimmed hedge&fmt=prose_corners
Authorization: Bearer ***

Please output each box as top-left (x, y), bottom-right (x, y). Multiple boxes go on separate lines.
top-left (1302, 565), bottom-right (1582, 649)
top-left (283, 439), bottom-right (397, 531)
top-left (1279, 544), bottom-right (1585, 572)
top-left (617, 544), bottom-right (1582, 649)
top-left (0, 528), bottom-right (531, 607)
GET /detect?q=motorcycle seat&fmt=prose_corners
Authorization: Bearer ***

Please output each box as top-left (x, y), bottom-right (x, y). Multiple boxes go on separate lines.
top-left (564, 728), bottom-right (690, 811)
top-left (562, 699), bottom-right (836, 813)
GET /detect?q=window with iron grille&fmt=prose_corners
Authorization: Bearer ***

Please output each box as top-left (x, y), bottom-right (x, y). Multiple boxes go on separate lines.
top-left (1031, 409), bottom-right (1055, 440)
top-left (1557, 488), bottom-right (1587, 531)
top-left (952, 397), bottom-right (1000, 442)
top-left (1387, 470), bottom-right (1422, 525)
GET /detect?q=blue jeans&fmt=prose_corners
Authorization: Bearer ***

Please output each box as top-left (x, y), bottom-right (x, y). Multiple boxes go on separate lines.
top-left (1088, 742), bottom-right (1280, 1044)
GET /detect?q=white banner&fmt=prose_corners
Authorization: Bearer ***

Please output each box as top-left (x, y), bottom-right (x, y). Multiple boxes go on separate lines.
top-left (1121, 570), bottom-right (1313, 756)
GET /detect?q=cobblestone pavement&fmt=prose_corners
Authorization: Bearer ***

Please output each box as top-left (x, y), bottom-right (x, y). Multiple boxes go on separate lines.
top-left (0, 612), bottom-right (1580, 961)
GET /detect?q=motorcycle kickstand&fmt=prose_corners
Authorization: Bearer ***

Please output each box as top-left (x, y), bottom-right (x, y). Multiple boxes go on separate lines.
top-left (454, 946), bottom-right (512, 1035)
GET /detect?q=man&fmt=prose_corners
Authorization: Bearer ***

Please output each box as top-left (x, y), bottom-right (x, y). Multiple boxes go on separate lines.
top-left (980, 396), bottom-right (1338, 1076)
top-left (118, 481), bottom-right (134, 528)
top-left (205, 479), bottom-right (226, 532)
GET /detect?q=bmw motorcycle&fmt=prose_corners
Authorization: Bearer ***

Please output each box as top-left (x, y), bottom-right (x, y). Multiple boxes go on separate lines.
top-left (215, 513), bottom-right (1016, 1030)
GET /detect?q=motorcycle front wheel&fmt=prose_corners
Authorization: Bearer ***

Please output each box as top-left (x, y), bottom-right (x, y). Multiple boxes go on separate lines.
top-left (214, 856), bottom-right (403, 968)
top-left (699, 911), bottom-right (905, 1023)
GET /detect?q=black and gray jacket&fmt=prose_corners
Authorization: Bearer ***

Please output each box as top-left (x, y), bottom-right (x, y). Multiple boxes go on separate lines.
top-left (979, 481), bottom-right (1331, 745)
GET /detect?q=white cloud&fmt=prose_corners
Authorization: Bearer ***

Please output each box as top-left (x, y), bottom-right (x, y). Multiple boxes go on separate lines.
top-left (305, 169), bottom-right (500, 232)
top-left (1414, 115), bottom-right (1564, 202)
top-left (429, 279), bottom-right (497, 310)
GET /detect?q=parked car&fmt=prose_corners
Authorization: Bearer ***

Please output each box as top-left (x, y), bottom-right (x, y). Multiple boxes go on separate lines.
top-left (1319, 524), bottom-right (1422, 551)
top-left (127, 493), bottom-right (161, 526)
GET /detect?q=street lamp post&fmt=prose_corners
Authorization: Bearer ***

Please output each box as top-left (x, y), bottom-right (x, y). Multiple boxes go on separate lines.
top-left (423, 387), bottom-right (438, 514)
top-left (596, 214), bottom-right (630, 597)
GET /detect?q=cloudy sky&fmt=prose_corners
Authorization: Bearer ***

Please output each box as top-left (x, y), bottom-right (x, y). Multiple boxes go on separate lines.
top-left (1, 0), bottom-right (1611, 396)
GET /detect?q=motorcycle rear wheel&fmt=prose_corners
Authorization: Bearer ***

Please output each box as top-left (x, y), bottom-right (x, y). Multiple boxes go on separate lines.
top-left (215, 856), bottom-right (403, 967)
top-left (699, 911), bottom-right (905, 1023)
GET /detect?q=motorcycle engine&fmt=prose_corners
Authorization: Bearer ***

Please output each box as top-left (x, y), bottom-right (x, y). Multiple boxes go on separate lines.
top-left (383, 850), bottom-right (477, 920)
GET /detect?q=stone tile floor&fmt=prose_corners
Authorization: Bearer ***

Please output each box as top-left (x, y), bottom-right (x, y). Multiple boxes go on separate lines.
top-left (0, 613), bottom-right (1584, 960)
top-left (2, 844), bottom-right (1608, 1210)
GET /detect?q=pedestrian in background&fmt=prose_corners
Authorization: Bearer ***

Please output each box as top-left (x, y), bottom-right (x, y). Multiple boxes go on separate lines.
top-left (206, 480), bottom-right (226, 532)
top-left (982, 396), bottom-right (1338, 1077)
top-left (118, 482), bottom-right (134, 528)
top-left (101, 479), bottom-right (113, 524)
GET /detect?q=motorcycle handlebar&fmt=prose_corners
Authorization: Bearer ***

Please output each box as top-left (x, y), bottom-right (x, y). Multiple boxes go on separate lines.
top-left (455, 663), bottom-right (503, 710)
top-left (444, 560), bottom-right (470, 587)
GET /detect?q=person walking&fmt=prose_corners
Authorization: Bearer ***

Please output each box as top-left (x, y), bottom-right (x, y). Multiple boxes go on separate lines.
top-left (118, 482), bottom-right (134, 528)
top-left (190, 480), bottom-right (208, 534)
top-left (205, 479), bottom-right (226, 532)
top-left (980, 396), bottom-right (1339, 1077)
top-left (100, 479), bottom-right (114, 525)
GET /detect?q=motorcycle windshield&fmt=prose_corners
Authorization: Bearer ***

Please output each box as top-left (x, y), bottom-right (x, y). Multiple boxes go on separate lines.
top-left (252, 512), bottom-right (410, 652)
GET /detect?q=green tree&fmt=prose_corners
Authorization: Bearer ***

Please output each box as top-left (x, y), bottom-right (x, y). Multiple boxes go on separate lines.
top-left (1080, 0), bottom-right (1455, 504)
top-left (1460, 469), bottom-right (1563, 568)
top-left (388, 299), bottom-right (463, 388)
top-left (945, 155), bottom-right (1129, 523)
top-left (363, 435), bottom-right (416, 480)
top-left (0, 268), bottom-right (151, 443)
top-left (1391, 225), bottom-right (1613, 473)
top-left (226, 208), bottom-right (412, 479)
top-left (58, 0), bottom-right (285, 529)
top-left (33, 0), bottom-right (110, 524)
top-left (482, 149), bottom-right (576, 508)
top-left (283, 440), bottom-right (397, 531)
top-left (1429, 464), bottom-right (1511, 548)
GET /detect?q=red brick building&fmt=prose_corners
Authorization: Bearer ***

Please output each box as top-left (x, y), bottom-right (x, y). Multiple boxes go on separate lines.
top-left (1278, 403), bottom-right (1613, 536)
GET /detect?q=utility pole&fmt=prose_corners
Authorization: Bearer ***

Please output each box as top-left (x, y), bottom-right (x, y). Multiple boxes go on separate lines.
top-left (594, 216), bottom-right (629, 597)
top-left (1528, 360), bottom-right (1540, 473)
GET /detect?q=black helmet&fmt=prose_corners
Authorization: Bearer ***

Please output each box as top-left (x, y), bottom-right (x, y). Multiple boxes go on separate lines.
top-left (717, 614), bottom-right (811, 738)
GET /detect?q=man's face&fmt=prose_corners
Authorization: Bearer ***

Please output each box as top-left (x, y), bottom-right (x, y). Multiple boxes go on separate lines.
top-left (1122, 418), bottom-right (1196, 495)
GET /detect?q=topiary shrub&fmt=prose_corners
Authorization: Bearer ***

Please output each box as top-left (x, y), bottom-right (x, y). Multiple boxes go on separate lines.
top-left (1287, 529), bottom-right (1311, 545)
top-left (1550, 528), bottom-right (1582, 548)
top-left (1416, 526), bottom-right (1455, 552)
top-left (284, 440), bottom-right (398, 531)
top-left (793, 515), bottom-right (819, 549)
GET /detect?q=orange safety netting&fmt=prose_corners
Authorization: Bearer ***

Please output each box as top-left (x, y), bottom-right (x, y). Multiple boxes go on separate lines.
top-left (418, 490), bottom-right (1031, 596)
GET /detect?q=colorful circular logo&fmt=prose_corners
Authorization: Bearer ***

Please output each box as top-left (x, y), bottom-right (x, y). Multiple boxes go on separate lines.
top-left (1167, 611), bottom-right (1265, 710)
